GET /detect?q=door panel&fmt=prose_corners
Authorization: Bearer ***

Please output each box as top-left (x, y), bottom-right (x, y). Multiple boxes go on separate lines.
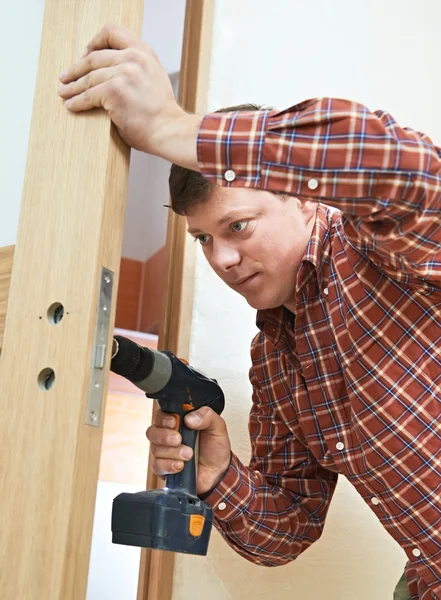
top-left (0, 1), bottom-right (143, 598)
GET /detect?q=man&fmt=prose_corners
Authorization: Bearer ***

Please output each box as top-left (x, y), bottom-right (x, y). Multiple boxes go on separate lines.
top-left (59, 25), bottom-right (441, 599)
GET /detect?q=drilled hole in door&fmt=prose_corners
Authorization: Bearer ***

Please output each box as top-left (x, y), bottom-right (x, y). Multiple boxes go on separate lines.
top-left (47, 303), bottom-right (64, 325)
top-left (38, 368), bottom-right (55, 391)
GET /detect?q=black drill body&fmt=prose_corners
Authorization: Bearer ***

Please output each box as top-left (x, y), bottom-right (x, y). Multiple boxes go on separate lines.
top-left (110, 335), bottom-right (225, 555)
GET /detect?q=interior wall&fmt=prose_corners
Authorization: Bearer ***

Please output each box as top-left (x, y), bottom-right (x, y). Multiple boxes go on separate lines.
top-left (115, 247), bottom-right (167, 333)
top-left (0, 1), bottom-right (45, 248)
top-left (173, 1), bottom-right (441, 599)
top-left (122, 1), bottom-right (185, 263)
top-left (118, 2), bottom-right (184, 335)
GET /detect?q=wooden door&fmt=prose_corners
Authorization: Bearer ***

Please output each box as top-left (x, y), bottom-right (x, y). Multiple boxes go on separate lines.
top-left (0, 1), bottom-right (143, 598)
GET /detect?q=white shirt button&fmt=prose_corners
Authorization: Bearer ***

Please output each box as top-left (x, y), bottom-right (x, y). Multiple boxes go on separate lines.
top-left (224, 169), bottom-right (236, 182)
top-left (307, 178), bottom-right (319, 190)
top-left (336, 442), bottom-right (345, 451)
top-left (218, 502), bottom-right (227, 511)
top-left (323, 287), bottom-right (329, 295)
top-left (412, 548), bottom-right (421, 557)
top-left (371, 497), bottom-right (379, 506)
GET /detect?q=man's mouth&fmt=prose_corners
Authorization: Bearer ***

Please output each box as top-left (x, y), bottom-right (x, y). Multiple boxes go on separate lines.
top-left (230, 273), bottom-right (260, 290)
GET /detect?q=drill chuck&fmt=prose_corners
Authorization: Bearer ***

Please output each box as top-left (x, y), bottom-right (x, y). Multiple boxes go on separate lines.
top-left (111, 335), bottom-right (172, 394)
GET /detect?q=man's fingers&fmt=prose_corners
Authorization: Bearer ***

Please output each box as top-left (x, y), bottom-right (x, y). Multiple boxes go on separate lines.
top-left (60, 49), bottom-right (119, 84)
top-left (149, 442), bottom-right (193, 462)
top-left (82, 24), bottom-right (139, 56)
top-left (64, 81), bottom-right (113, 112)
top-left (153, 410), bottom-right (177, 429)
top-left (59, 66), bottom-right (117, 100)
top-left (146, 424), bottom-right (182, 447)
top-left (153, 458), bottom-right (184, 478)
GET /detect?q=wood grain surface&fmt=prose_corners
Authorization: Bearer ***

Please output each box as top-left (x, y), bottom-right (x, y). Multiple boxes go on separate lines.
top-left (0, 2), bottom-right (143, 598)
top-left (0, 245), bottom-right (13, 350)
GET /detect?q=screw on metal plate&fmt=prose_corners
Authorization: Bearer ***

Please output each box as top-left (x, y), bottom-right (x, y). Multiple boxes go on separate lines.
top-left (86, 267), bottom-right (114, 427)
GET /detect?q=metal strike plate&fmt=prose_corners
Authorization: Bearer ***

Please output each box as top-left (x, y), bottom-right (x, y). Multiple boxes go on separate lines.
top-left (86, 267), bottom-right (114, 427)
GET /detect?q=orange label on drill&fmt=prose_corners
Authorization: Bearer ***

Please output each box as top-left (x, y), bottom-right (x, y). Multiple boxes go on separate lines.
top-left (189, 514), bottom-right (205, 537)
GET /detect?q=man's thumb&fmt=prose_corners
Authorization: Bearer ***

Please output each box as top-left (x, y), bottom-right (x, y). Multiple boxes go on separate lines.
top-left (184, 406), bottom-right (223, 433)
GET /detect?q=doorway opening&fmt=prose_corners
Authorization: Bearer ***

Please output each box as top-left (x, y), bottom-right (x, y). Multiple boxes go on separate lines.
top-left (87, 2), bottom-right (186, 599)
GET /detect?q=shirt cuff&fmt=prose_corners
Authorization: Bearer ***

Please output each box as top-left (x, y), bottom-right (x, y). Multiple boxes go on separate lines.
top-left (197, 110), bottom-right (271, 189)
top-left (199, 452), bottom-right (256, 522)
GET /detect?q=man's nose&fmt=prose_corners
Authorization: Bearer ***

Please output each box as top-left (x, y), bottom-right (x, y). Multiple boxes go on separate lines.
top-left (210, 241), bottom-right (241, 271)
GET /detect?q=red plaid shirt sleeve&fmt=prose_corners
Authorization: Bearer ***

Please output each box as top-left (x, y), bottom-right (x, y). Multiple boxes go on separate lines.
top-left (201, 332), bottom-right (338, 566)
top-left (197, 97), bottom-right (441, 283)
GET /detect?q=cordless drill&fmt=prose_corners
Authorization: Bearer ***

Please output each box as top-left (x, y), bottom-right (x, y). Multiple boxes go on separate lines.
top-left (109, 335), bottom-right (225, 555)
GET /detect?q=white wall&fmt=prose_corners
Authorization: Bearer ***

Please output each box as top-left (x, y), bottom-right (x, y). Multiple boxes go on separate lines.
top-left (174, 1), bottom-right (441, 599)
top-left (0, 1), bottom-right (46, 247)
top-left (121, 0), bottom-right (186, 262)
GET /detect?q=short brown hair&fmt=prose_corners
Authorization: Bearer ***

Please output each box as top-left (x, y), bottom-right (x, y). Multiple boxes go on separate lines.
top-left (169, 103), bottom-right (270, 215)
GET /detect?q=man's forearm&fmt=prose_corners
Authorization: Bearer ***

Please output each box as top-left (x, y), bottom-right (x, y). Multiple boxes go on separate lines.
top-left (148, 113), bottom-right (202, 171)
top-left (200, 452), bottom-right (336, 567)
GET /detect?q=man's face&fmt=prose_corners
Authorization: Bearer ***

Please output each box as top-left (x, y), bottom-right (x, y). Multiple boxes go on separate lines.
top-left (186, 187), bottom-right (317, 311)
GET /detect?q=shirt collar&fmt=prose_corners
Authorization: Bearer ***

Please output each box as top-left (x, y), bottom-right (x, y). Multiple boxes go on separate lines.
top-left (256, 203), bottom-right (333, 346)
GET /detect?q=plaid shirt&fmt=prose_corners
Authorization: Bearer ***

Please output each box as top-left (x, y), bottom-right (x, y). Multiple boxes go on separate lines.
top-left (196, 98), bottom-right (441, 599)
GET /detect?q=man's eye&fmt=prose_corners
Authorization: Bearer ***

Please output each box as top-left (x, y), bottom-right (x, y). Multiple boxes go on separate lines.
top-left (196, 234), bottom-right (210, 245)
top-left (231, 221), bottom-right (248, 232)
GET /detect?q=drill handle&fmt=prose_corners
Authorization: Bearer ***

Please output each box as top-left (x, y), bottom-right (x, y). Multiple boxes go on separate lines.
top-left (165, 416), bottom-right (198, 496)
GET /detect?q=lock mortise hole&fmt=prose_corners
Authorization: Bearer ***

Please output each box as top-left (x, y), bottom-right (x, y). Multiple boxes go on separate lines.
top-left (38, 368), bottom-right (55, 391)
top-left (47, 302), bottom-right (64, 325)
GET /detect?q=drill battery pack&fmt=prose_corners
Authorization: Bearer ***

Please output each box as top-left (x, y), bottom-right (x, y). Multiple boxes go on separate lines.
top-left (112, 488), bottom-right (214, 555)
